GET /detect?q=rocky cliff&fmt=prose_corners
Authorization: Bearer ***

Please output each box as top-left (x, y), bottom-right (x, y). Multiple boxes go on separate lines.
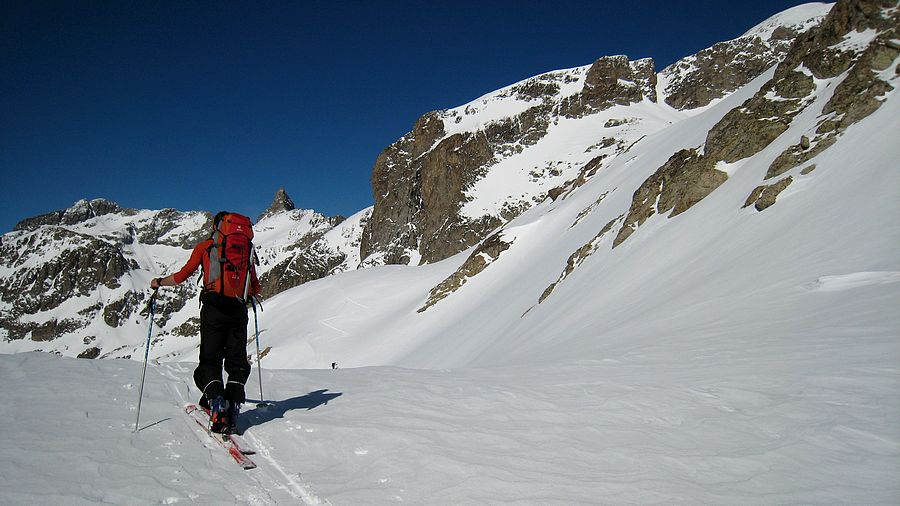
top-left (359, 3), bottom-right (837, 268)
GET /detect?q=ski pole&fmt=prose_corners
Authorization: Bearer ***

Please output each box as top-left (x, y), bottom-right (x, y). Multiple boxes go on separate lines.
top-left (250, 297), bottom-right (270, 408)
top-left (134, 288), bottom-right (158, 432)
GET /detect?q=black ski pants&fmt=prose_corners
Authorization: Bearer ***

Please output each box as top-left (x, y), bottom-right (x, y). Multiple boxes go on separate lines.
top-left (193, 293), bottom-right (251, 405)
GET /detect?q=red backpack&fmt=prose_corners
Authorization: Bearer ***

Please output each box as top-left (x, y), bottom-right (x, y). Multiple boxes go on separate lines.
top-left (203, 212), bottom-right (259, 300)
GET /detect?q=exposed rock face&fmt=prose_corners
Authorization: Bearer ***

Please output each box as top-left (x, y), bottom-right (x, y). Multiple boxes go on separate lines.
top-left (820, 34), bottom-right (898, 130)
top-left (418, 232), bottom-right (512, 312)
top-left (255, 188), bottom-right (358, 299)
top-left (744, 177), bottom-right (794, 211)
top-left (777, 0), bottom-right (897, 81)
top-left (615, 0), bottom-right (898, 248)
top-left (77, 347), bottom-right (101, 359)
top-left (362, 56), bottom-right (658, 266)
top-left (0, 203), bottom-right (205, 344)
top-left (541, 214), bottom-right (622, 304)
top-left (1, 228), bottom-right (137, 317)
top-left (361, 110), bottom-right (504, 266)
top-left (665, 38), bottom-right (776, 110)
top-left (258, 187), bottom-right (296, 222)
top-left (14, 199), bottom-right (125, 231)
top-left (255, 188), bottom-right (351, 298)
top-left (561, 56), bottom-right (657, 117)
top-left (135, 208), bottom-right (212, 248)
top-left (705, 70), bottom-right (815, 163)
top-left (614, 149), bottom-right (728, 247)
top-left (662, 5), bottom-right (829, 110)
top-left (258, 237), bottom-right (348, 299)
top-left (361, 112), bottom-right (447, 265)
top-left (767, 136), bottom-right (837, 179)
top-left (764, 0), bottom-right (898, 179)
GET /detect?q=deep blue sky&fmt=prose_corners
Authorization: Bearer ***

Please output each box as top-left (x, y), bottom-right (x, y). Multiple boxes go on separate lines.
top-left (1, 0), bottom-right (817, 233)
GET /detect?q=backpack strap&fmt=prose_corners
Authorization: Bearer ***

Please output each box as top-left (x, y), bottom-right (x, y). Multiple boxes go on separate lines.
top-left (201, 231), bottom-right (226, 295)
top-left (241, 244), bottom-right (258, 301)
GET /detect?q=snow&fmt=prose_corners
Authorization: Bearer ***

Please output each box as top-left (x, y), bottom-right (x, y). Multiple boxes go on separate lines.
top-left (830, 28), bottom-right (880, 53)
top-left (741, 2), bottom-right (832, 40)
top-left (2, 311), bottom-right (898, 504)
top-left (254, 209), bottom-right (335, 274)
top-left (457, 99), bottom-right (689, 220)
top-left (3, 4), bottom-right (900, 503)
top-left (441, 67), bottom-right (588, 139)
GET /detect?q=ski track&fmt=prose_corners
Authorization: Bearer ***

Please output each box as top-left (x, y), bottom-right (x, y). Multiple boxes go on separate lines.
top-left (160, 362), bottom-right (326, 505)
top-left (244, 430), bottom-right (325, 505)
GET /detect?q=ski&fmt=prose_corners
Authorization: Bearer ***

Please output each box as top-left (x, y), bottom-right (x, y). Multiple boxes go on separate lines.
top-left (184, 404), bottom-right (256, 469)
top-left (185, 404), bottom-right (256, 455)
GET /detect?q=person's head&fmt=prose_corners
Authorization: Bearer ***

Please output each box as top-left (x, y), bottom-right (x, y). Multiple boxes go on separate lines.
top-left (213, 211), bottom-right (230, 232)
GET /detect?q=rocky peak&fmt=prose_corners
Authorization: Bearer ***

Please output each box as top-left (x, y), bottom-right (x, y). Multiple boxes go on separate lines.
top-left (258, 188), bottom-right (296, 222)
top-left (776, 0), bottom-right (898, 81)
top-left (15, 198), bottom-right (124, 231)
top-left (560, 56), bottom-right (657, 117)
top-left (661, 3), bottom-right (830, 110)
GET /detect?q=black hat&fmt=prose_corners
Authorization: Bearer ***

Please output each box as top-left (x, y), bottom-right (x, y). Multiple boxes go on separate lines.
top-left (213, 211), bottom-right (230, 228)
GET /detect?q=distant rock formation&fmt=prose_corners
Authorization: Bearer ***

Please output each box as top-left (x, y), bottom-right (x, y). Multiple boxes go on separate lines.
top-left (258, 187), bottom-right (296, 222)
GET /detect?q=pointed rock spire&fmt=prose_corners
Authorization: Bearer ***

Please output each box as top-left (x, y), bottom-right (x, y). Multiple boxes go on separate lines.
top-left (258, 188), bottom-right (296, 221)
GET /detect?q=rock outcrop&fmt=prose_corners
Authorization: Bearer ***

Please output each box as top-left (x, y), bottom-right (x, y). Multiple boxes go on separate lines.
top-left (614, 0), bottom-right (898, 248)
top-left (614, 149), bottom-right (728, 248)
top-left (560, 56), bottom-right (657, 117)
top-left (362, 56), bottom-right (660, 267)
top-left (258, 187), bottom-right (296, 222)
top-left (661, 5), bottom-right (827, 110)
top-left (418, 232), bottom-right (512, 312)
top-left (744, 177), bottom-right (794, 211)
top-left (14, 198), bottom-right (125, 231)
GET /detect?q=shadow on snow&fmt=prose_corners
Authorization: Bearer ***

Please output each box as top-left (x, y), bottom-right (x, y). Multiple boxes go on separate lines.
top-left (239, 389), bottom-right (342, 432)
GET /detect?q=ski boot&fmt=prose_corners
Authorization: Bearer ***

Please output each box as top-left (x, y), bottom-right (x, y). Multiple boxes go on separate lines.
top-left (209, 396), bottom-right (231, 434)
top-left (227, 402), bottom-right (241, 434)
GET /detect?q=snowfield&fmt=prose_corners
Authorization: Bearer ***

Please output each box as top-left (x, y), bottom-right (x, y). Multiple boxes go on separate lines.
top-left (2, 341), bottom-right (898, 505)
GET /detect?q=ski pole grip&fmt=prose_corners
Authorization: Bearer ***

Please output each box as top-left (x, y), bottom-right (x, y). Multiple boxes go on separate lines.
top-left (147, 287), bottom-right (158, 311)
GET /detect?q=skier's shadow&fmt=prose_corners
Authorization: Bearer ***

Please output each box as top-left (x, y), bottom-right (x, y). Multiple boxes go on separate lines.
top-left (238, 389), bottom-right (342, 432)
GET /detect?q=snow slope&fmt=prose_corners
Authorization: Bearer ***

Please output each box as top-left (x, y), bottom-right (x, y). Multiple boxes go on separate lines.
top-left (3, 332), bottom-right (898, 505)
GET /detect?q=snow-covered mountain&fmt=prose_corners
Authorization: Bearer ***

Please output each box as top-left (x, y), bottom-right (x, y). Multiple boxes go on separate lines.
top-left (237, 0), bottom-right (900, 371)
top-left (3, 0), bottom-right (880, 365)
top-left (2, 1), bottom-right (899, 503)
top-left (0, 192), bottom-right (364, 358)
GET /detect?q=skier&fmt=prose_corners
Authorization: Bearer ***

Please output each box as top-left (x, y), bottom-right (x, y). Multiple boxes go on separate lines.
top-left (151, 211), bottom-right (260, 433)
